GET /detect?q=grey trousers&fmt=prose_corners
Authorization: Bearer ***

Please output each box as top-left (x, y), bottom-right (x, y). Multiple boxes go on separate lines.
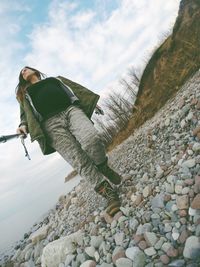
top-left (42, 106), bottom-right (106, 188)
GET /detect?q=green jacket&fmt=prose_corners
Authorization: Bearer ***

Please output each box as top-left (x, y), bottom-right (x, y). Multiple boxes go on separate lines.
top-left (17, 76), bottom-right (100, 155)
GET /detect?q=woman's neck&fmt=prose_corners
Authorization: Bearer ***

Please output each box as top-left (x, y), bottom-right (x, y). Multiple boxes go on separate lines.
top-left (29, 75), bottom-right (40, 84)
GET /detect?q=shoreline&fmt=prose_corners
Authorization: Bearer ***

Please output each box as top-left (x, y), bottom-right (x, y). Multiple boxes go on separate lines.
top-left (1, 70), bottom-right (200, 266)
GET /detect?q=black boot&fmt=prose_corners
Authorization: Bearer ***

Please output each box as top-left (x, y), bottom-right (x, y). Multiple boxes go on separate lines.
top-left (95, 180), bottom-right (121, 216)
top-left (97, 157), bottom-right (122, 185)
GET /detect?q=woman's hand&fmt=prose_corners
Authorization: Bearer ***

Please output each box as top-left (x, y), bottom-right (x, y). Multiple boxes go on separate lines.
top-left (16, 125), bottom-right (28, 138)
top-left (95, 105), bottom-right (104, 115)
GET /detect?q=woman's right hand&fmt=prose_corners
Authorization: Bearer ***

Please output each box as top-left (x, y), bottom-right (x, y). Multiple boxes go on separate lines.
top-left (16, 125), bottom-right (28, 138)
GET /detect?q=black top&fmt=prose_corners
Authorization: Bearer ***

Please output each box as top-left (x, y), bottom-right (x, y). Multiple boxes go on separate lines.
top-left (27, 77), bottom-right (72, 119)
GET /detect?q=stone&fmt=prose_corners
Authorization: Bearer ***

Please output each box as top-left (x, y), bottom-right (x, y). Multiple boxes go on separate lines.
top-left (142, 173), bottom-right (149, 181)
top-left (85, 247), bottom-right (96, 257)
top-left (125, 246), bottom-right (145, 267)
top-left (138, 240), bottom-right (147, 250)
top-left (191, 194), bottom-right (200, 209)
top-left (182, 159), bottom-right (196, 168)
top-left (160, 254), bottom-right (170, 264)
top-left (168, 259), bottom-right (185, 266)
top-left (80, 260), bottom-right (96, 267)
top-left (189, 207), bottom-right (197, 216)
top-left (165, 118), bottom-right (170, 126)
top-left (193, 143), bottom-right (200, 152)
top-left (114, 232), bottom-right (125, 246)
top-left (175, 184), bottom-right (183, 194)
top-left (176, 195), bottom-right (189, 209)
top-left (193, 126), bottom-right (200, 136)
top-left (131, 194), bottom-right (142, 205)
top-left (172, 232), bottom-right (180, 241)
top-left (100, 264), bottom-right (114, 267)
top-left (90, 236), bottom-right (103, 249)
top-left (133, 234), bottom-right (143, 244)
top-left (129, 218), bottom-right (139, 231)
top-left (29, 225), bottom-right (49, 245)
top-left (115, 258), bottom-right (133, 267)
top-left (136, 224), bottom-right (143, 235)
top-left (65, 255), bottom-right (76, 266)
top-left (151, 194), bottom-right (164, 208)
top-left (179, 229), bottom-right (190, 244)
top-left (154, 238), bottom-right (165, 250)
top-left (144, 247), bottom-right (156, 256)
top-left (164, 223), bottom-right (172, 233)
top-left (111, 220), bottom-right (117, 229)
top-left (144, 232), bottom-right (158, 247)
top-left (112, 246), bottom-right (126, 264)
top-left (94, 251), bottom-right (100, 262)
top-left (178, 209), bottom-right (188, 217)
top-left (165, 183), bottom-right (174, 194)
top-left (183, 236), bottom-right (200, 259)
top-left (167, 175), bottom-right (175, 183)
top-left (184, 179), bottom-right (194, 186)
top-left (164, 194), bottom-right (171, 202)
top-left (162, 242), bottom-right (172, 253)
top-left (41, 230), bottom-right (83, 267)
top-left (143, 186), bottom-right (152, 198)
top-left (194, 176), bottom-right (200, 193)
top-left (195, 224), bottom-right (200, 236)
top-left (166, 247), bottom-right (179, 257)
top-left (182, 187), bottom-right (189, 194)
top-left (178, 98), bottom-right (185, 109)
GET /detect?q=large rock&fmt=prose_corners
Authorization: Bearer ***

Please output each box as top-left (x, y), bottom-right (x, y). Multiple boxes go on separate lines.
top-left (29, 225), bottom-right (49, 244)
top-left (41, 230), bottom-right (84, 267)
top-left (183, 236), bottom-right (200, 260)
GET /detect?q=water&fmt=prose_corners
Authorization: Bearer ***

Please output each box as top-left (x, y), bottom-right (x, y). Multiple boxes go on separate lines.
top-left (0, 163), bottom-right (81, 259)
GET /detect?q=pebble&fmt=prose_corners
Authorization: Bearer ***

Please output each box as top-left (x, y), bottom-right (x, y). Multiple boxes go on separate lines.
top-left (112, 246), bottom-right (126, 264)
top-left (160, 254), bottom-right (170, 265)
top-left (191, 194), bottom-right (200, 209)
top-left (144, 232), bottom-right (158, 247)
top-left (115, 258), bottom-right (133, 267)
top-left (176, 195), bottom-right (189, 209)
top-left (144, 247), bottom-right (157, 256)
top-left (143, 186), bottom-right (152, 198)
top-left (182, 159), bottom-right (196, 168)
top-left (80, 260), bottom-right (96, 267)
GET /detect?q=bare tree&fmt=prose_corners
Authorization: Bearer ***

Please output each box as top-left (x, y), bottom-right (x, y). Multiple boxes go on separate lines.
top-left (94, 66), bottom-right (141, 147)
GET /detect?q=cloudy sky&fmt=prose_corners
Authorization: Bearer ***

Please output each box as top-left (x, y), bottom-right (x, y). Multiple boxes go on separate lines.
top-left (0, 0), bottom-right (180, 252)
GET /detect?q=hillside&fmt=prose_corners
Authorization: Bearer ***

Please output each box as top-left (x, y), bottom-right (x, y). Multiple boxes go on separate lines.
top-left (109, 0), bottom-right (200, 150)
top-left (2, 67), bottom-right (200, 267)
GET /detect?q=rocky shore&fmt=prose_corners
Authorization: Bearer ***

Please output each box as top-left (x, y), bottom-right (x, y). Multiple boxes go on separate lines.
top-left (1, 70), bottom-right (200, 267)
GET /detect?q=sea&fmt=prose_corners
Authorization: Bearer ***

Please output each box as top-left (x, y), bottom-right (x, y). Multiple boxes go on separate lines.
top-left (0, 164), bottom-right (81, 262)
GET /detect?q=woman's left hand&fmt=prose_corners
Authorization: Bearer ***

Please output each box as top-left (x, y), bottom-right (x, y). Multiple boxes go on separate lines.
top-left (95, 105), bottom-right (104, 115)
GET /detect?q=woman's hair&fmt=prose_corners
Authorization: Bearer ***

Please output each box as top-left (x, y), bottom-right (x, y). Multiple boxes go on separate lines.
top-left (15, 66), bottom-right (46, 101)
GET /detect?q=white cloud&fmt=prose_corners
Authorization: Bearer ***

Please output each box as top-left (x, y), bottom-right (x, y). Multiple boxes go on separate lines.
top-left (24, 0), bottom-right (180, 93)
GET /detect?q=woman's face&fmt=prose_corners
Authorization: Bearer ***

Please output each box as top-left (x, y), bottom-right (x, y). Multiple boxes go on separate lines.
top-left (21, 67), bottom-right (36, 81)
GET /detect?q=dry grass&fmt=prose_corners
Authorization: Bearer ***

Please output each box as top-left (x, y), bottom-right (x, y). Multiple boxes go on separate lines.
top-left (108, 1), bottom-right (200, 151)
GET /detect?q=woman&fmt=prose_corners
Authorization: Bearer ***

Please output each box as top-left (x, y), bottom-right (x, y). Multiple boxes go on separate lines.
top-left (16, 66), bottom-right (122, 217)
